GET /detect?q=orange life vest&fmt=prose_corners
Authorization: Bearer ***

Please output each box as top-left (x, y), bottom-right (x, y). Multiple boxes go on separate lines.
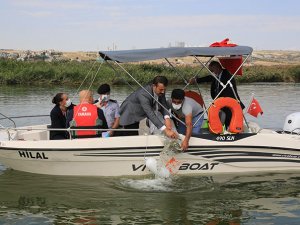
top-left (208, 97), bottom-right (243, 134)
top-left (184, 90), bottom-right (205, 108)
top-left (72, 104), bottom-right (99, 137)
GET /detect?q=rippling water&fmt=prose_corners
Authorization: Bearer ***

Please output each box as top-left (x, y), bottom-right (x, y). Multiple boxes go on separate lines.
top-left (0, 83), bottom-right (299, 128)
top-left (0, 84), bottom-right (300, 224)
top-left (0, 171), bottom-right (300, 224)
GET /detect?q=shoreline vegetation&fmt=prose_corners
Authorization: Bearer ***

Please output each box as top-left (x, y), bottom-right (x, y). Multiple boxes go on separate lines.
top-left (0, 58), bottom-right (299, 86)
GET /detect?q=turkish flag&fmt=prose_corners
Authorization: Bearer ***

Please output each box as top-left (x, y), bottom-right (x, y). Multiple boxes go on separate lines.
top-left (247, 98), bottom-right (263, 117)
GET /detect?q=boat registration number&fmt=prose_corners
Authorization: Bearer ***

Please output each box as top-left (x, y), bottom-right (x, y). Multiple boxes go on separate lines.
top-left (215, 135), bottom-right (235, 141)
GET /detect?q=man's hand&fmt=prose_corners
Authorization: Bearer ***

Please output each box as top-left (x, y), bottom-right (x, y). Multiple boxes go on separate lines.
top-left (181, 139), bottom-right (189, 151)
top-left (164, 129), bottom-right (178, 139)
top-left (108, 130), bottom-right (114, 137)
top-left (189, 77), bottom-right (196, 84)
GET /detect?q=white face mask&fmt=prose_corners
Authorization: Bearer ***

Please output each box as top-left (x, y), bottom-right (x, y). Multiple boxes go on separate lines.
top-left (65, 99), bottom-right (72, 107)
top-left (101, 94), bottom-right (110, 102)
top-left (172, 103), bottom-right (182, 110)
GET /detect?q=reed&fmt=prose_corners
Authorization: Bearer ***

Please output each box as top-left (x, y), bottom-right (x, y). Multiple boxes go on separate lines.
top-left (0, 59), bottom-right (299, 85)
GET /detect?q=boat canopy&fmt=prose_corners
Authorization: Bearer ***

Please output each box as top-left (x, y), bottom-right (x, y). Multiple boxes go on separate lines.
top-left (99, 46), bottom-right (253, 63)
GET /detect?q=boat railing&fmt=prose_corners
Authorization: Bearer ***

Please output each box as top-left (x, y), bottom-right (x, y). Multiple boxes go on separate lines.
top-left (0, 112), bottom-right (17, 128)
top-left (279, 128), bottom-right (300, 136)
top-left (0, 127), bottom-right (140, 141)
top-left (292, 128), bottom-right (300, 135)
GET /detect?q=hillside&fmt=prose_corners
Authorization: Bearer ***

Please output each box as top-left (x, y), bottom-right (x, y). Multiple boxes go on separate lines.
top-left (1, 49), bottom-right (300, 66)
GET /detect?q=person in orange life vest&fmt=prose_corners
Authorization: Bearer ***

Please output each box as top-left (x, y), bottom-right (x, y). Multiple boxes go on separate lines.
top-left (94, 84), bottom-right (120, 137)
top-left (50, 93), bottom-right (74, 140)
top-left (190, 61), bottom-right (244, 128)
top-left (67, 90), bottom-right (108, 138)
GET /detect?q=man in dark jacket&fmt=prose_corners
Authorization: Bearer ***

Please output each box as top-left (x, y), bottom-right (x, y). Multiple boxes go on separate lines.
top-left (190, 61), bottom-right (244, 128)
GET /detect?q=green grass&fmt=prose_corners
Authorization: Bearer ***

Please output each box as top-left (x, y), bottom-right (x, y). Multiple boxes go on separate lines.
top-left (0, 59), bottom-right (299, 86)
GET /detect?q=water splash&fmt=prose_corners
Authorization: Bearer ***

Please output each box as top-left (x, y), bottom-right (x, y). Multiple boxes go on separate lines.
top-left (119, 137), bottom-right (185, 192)
top-left (145, 136), bottom-right (182, 179)
top-left (120, 177), bottom-right (175, 192)
top-left (0, 164), bottom-right (6, 175)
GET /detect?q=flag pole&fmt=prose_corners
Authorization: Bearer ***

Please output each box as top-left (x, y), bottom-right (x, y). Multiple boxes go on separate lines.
top-left (246, 93), bottom-right (255, 113)
top-left (243, 93), bottom-right (255, 132)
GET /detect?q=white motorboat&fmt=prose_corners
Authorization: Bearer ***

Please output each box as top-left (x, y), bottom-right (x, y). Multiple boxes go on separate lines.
top-left (0, 46), bottom-right (299, 177)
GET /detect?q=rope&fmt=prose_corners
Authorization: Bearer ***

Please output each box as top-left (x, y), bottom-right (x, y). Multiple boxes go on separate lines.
top-left (114, 61), bottom-right (186, 127)
top-left (73, 60), bottom-right (97, 96)
top-left (0, 115), bottom-right (48, 120)
top-left (72, 61), bottom-right (104, 121)
top-left (192, 54), bottom-right (251, 128)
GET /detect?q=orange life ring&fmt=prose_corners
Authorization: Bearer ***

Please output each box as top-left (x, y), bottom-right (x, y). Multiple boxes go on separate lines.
top-left (184, 90), bottom-right (205, 107)
top-left (208, 97), bottom-right (243, 134)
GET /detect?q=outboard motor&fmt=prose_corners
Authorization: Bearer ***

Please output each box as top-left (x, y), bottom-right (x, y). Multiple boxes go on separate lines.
top-left (283, 112), bottom-right (300, 134)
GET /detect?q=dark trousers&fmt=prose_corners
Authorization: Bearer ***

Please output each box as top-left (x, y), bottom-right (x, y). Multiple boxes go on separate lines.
top-left (222, 107), bottom-right (232, 129)
top-left (116, 122), bottom-right (139, 136)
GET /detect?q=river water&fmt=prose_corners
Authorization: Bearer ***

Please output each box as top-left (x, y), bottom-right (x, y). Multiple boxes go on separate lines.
top-left (0, 83), bottom-right (300, 224)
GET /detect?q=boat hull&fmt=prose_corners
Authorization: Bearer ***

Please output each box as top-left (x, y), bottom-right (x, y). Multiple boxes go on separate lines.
top-left (0, 133), bottom-right (299, 176)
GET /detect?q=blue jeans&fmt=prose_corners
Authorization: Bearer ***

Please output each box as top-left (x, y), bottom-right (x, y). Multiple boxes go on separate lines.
top-left (177, 114), bottom-right (204, 135)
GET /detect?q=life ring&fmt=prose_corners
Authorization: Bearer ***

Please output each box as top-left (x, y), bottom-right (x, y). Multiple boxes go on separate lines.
top-left (208, 97), bottom-right (243, 134)
top-left (185, 90), bottom-right (205, 107)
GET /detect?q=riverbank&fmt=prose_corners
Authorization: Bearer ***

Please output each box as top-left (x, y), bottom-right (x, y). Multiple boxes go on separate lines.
top-left (0, 59), bottom-right (299, 85)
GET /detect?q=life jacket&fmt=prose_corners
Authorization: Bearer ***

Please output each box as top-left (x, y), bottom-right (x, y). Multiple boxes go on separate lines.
top-left (208, 97), bottom-right (243, 134)
top-left (209, 38), bottom-right (237, 47)
top-left (70, 104), bottom-right (101, 138)
top-left (184, 90), bottom-right (205, 108)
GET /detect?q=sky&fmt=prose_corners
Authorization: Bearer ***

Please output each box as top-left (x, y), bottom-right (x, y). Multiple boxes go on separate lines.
top-left (1, 0), bottom-right (300, 51)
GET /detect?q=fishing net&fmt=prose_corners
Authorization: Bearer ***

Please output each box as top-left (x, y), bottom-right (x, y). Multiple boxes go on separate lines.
top-left (156, 136), bottom-right (182, 176)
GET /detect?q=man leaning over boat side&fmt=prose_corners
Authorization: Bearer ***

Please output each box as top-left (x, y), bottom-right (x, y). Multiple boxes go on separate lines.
top-left (190, 60), bottom-right (244, 128)
top-left (66, 90), bottom-right (108, 138)
top-left (169, 89), bottom-right (204, 151)
top-left (119, 75), bottom-right (178, 138)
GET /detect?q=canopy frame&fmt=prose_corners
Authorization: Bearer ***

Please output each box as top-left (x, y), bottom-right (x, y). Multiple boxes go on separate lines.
top-left (99, 46), bottom-right (253, 132)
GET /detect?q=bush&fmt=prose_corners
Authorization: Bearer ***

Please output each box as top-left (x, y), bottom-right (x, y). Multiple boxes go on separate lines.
top-left (0, 59), bottom-right (299, 86)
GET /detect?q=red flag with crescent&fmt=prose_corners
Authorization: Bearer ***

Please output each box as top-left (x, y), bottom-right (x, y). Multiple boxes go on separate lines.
top-left (247, 98), bottom-right (263, 117)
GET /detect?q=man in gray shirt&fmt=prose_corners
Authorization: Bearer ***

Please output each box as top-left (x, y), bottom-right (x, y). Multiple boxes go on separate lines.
top-left (170, 89), bottom-right (204, 151)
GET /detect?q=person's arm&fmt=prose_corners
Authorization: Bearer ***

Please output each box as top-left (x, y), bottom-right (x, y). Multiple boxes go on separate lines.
top-left (164, 117), bottom-right (173, 130)
top-left (97, 108), bottom-right (108, 129)
top-left (50, 109), bottom-right (61, 128)
top-left (159, 96), bottom-right (174, 130)
top-left (189, 75), bottom-right (214, 84)
top-left (109, 117), bottom-right (120, 136)
top-left (181, 113), bottom-right (192, 151)
top-left (138, 94), bottom-right (177, 139)
top-left (196, 75), bottom-right (214, 83)
top-left (137, 93), bottom-right (165, 130)
top-left (107, 103), bottom-right (120, 136)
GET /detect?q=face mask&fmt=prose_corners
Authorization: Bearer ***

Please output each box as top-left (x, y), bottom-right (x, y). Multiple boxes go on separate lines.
top-left (101, 94), bottom-right (110, 102)
top-left (65, 99), bottom-right (72, 107)
top-left (172, 103), bottom-right (182, 110)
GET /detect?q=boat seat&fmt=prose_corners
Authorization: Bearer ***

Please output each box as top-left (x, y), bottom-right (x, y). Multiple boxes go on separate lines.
top-left (18, 130), bottom-right (48, 141)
